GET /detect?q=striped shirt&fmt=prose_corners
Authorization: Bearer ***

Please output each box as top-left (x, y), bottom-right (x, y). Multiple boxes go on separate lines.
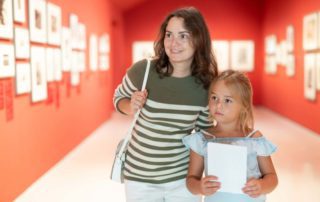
top-left (113, 59), bottom-right (213, 183)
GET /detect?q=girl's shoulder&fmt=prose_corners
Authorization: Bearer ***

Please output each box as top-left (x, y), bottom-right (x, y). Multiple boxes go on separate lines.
top-left (182, 132), bottom-right (207, 156)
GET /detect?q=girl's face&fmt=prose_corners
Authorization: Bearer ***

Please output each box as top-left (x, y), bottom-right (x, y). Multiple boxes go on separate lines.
top-left (209, 80), bottom-right (243, 125)
top-left (164, 17), bottom-right (195, 66)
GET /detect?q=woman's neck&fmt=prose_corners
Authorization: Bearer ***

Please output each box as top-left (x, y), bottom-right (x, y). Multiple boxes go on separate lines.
top-left (170, 62), bottom-right (192, 78)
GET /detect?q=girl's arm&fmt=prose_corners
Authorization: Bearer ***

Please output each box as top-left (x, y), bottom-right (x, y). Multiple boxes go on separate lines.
top-left (243, 156), bottom-right (278, 197)
top-left (186, 150), bottom-right (220, 196)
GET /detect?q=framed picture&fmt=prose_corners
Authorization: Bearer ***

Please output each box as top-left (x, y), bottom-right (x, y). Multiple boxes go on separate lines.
top-left (61, 27), bottom-right (72, 71)
top-left (46, 48), bottom-right (55, 82)
top-left (99, 33), bottom-right (110, 54)
top-left (132, 41), bottom-right (154, 63)
top-left (286, 25), bottom-right (294, 53)
top-left (265, 35), bottom-right (277, 55)
top-left (90, 34), bottom-right (98, 71)
top-left (15, 63), bottom-right (31, 95)
top-left (29, 0), bottom-right (46, 43)
top-left (78, 23), bottom-right (86, 50)
top-left (100, 54), bottom-right (109, 71)
top-left (265, 55), bottom-right (277, 75)
top-left (14, 27), bottom-right (30, 59)
top-left (304, 53), bottom-right (316, 101)
top-left (69, 13), bottom-right (79, 49)
top-left (0, 0), bottom-right (13, 39)
top-left (316, 53), bottom-right (320, 90)
top-left (303, 13), bottom-right (318, 51)
top-left (54, 48), bottom-right (62, 81)
top-left (31, 46), bottom-right (47, 102)
top-left (212, 40), bottom-right (229, 72)
top-left (0, 44), bottom-right (15, 78)
top-left (231, 40), bottom-right (254, 72)
top-left (77, 51), bottom-right (85, 72)
top-left (286, 54), bottom-right (295, 77)
top-left (13, 0), bottom-right (26, 23)
top-left (276, 41), bottom-right (288, 66)
top-left (47, 2), bottom-right (61, 46)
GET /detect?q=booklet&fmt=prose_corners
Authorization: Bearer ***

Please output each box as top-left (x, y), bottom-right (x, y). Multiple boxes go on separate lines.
top-left (207, 142), bottom-right (247, 194)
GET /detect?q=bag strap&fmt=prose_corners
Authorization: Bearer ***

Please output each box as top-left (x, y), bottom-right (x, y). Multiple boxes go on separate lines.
top-left (117, 59), bottom-right (151, 157)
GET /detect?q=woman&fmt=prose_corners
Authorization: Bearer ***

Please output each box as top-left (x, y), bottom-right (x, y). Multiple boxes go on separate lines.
top-left (113, 7), bottom-right (218, 202)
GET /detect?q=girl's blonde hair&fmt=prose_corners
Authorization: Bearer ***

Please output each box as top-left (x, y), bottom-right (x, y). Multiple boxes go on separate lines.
top-left (209, 70), bottom-right (254, 134)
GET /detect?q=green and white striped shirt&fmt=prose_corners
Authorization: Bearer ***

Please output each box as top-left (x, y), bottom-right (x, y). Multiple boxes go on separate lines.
top-left (113, 59), bottom-right (213, 184)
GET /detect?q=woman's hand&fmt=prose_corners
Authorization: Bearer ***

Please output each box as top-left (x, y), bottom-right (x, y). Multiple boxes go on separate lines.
top-left (130, 90), bottom-right (148, 114)
top-left (242, 178), bottom-right (262, 198)
top-left (200, 176), bottom-right (221, 196)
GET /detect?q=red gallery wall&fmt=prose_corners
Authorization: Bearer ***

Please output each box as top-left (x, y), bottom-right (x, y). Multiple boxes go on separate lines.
top-left (0, 0), bottom-right (115, 201)
top-left (262, 0), bottom-right (320, 134)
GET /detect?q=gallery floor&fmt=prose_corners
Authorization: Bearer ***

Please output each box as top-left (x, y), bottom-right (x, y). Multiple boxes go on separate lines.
top-left (14, 107), bottom-right (320, 202)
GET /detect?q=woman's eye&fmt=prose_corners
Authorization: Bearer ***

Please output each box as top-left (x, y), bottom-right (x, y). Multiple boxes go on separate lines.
top-left (165, 33), bottom-right (171, 38)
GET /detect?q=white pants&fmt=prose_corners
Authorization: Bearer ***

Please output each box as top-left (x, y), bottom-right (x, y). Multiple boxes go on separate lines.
top-left (125, 179), bottom-right (201, 202)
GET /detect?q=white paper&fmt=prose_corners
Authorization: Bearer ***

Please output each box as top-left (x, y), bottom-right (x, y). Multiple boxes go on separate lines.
top-left (207, 142), bottom-right (247, 194)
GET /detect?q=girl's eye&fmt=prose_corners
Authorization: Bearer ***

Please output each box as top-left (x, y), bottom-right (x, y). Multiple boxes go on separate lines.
top-left (211, 95), bottom-right (218, 101)
top-left (225, 98), bottom-right (232, 104)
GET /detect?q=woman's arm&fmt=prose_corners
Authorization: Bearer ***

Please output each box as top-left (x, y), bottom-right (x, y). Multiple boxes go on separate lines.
top-left (117, 90), bottom-right (148, 115)
top-left (186, 150), bottom-right (220, 195)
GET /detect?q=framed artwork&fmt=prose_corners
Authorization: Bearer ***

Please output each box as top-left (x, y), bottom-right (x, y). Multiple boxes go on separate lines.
top-left (90, 34), bottom-right (98, 71)
top-left (100, 54), bottom-right (109, 71)
top-left (13, 0), bottom-right (26, 23)
top-left (286, 25), bottom-right (294, 53)
top-left (54, 48), bottom-right (62, 81)
top-left (303, 13), bottom-right (318, 51)
top-left (286, 54), bottom-right (295, 77)
top-left (31, 46), bottom-right (47, 102)
top-left (69, 13), bottom-right (79, 49)
top-left (14, 27), bottom-right (30, 59)
top-left (277, 41), bottom-right (288, 66)
top-left (47, 2), bottom-right (61, 46)
top-left (0, 0), bottom-right (13, 39)
top-left (132, 41), bottom-right (154, 63)
top-left (316, 53), bottom-right (320, 90)
top-left (78, 23), bottom-right (86, 50)
top-left (265, 55), bottom-right (277, 75)
top-left (265, 35), bottom-right (277, 55)
top-left (46, 48), bottom-right (55, 82)
top-left (0, 44), bottom-right (15, 78)
top-left (61, 27), bottom-right (72, 71)
top-left (15, 63), bottom-right (31, 95)
top-left (77, 51), bottom-right (85, 72)
top-left (99, 33), bottom-right (110, 54)
top-left (304, 53), bottom-right (316, 101)
top-left (212, 40), bottom-right (229, 72)
top-left (29, 0), bottom-right (47, 43)
top-left (231, 41), bottom-right (254, 72)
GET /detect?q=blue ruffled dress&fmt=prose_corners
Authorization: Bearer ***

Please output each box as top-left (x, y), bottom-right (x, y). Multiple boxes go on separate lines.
top-left (182, 130), bottom-right (277, 202)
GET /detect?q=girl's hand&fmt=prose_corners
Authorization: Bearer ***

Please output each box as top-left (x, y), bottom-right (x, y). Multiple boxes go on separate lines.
top-left (242, 178), bottom-right (262, 198)
top-left (130, 90), bottom-right (148, 114)
top-left (200, 176), bottom-right (221, 196)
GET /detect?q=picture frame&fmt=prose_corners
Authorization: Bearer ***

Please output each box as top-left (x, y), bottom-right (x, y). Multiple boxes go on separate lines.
top-left (29, 0), bottom-right (47, 43)
top-left (13, 0), bottom-right (26, 23)
top-left (46, 48), bottom-right (55, 82)
top-left (265, 55), bottom-right (277, 75)
top-left (132, 41), bottom-right (154, 63)
top-left (265, 35), bottom-right (277, 55)
top-left (212, 40), bottom-right (229, 72)
top-left (90, 34), bottom-right (98, 71)
top-left (286, 25), bottom-right (294, 53)
top-left (61, 27), bottom-right (72, 71)
top-left (304, 53), bottom-right (316, 101)
top-left (303, 13), bottom-right (318, 51)
top-left (316, 53), bottom-right (320, 90)
top-left (77, 51), bottom-right (85, 72)
top-left (99, 33), bottom-right (110, 54)
top-left (31, 46), bottom-right (47, 102)
top-left (14, 27), bottom-right (30, 59)
top-left (286, 54), bottom-right (295, 77)
top-left (69, 13), bottom-right (79, 49)
top-left (0, 44), bottom-right (15, 78)
top-left (47, 2), bottom-right (61, 46)
top-left (15, 63), bottom-right (31, 95)
top-left (0, 0), bottom-right (13, 39)
top-left (78, 23), bottom-right (86, 50)
top-left (231, 40), bottom-right (254, 72)
top-left (100, 54), bottom-right (109, 71)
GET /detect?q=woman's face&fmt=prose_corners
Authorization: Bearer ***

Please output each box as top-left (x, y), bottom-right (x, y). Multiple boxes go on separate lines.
top-left (164, 17), bottom-right (195, 66)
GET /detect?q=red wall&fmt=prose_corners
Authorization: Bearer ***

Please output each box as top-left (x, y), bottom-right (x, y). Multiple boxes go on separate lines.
top-left (262, 0), bottom-right (320, 134)
top-left (0, 0), bottom-right (115, 201)
top-left (122, 0), bottom-right (264, 104)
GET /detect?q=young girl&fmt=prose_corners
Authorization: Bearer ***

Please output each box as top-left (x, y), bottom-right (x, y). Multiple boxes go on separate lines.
top-left (183, 70), bottom-right (278, 202)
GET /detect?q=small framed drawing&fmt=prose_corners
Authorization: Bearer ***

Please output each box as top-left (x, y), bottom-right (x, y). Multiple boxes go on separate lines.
top-left (286, 25), bottom-right (294, 53)
top-left (265, 55), bottom-right (277, 75)
top-left (69, 13), bottom-right (79, 49)
top-left (29, 0), bottom-right (46, 43)
top-left (99, 33), bottom-right (110, 54)
top-left (47, 2), bottom-right (61, 46)
top-left (15, 63), bottom-right (31, 95)
top-left (132, 41), bottom-right (154, 63)
top-left (78, 23), bottom-right (86, 50)
top-left (316, 53), bottom-right (320, 90)
top-left (231, 40), bottom-right (254, 72)
top-left (61, 27), bottom-right (72, 71)
top-left (286, 54), bottom-right (295, 77)
top-left (14, 27), bottom-right (30, 59)
top-left (212, 40), bottom-right (229, 72)
top-left (90, 34), bottom-right (98, 71)
top-left (13, 0), bottom-right (26, 23)
top-left (77, 51), bottom-right (85, 72)
top-left (304, 53), bottom-right (316, 101)
top-left (54, 48), bottom-right (62, 81)
top-left (0, 44), bottom-right (15, 78)
top-left (31, 46), bottom-right (47, 102)
top-left (46, 48), bottom-right (55, 82)
top-left (100, 54), bottom-right (109, 71)
top-left (265, 35), bottom-right (277, 55)
top-left (303, 13), bottom-right (318, 51)
top-left (0, 0), bottom-right (13, 39)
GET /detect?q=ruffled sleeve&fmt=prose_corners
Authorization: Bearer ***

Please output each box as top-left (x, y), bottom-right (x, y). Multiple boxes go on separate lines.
top-left (255, 137), bottom-right (277, 156)
top-left (182, 132), bottom-right (207, 156)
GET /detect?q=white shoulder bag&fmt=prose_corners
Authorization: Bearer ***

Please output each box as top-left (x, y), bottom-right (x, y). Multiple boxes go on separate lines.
top-left (110, 59), bottom-right (151, 183)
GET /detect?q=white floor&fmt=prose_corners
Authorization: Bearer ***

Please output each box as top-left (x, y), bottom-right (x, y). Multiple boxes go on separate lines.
top-left (14, 107), bottom-right (320, 202)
